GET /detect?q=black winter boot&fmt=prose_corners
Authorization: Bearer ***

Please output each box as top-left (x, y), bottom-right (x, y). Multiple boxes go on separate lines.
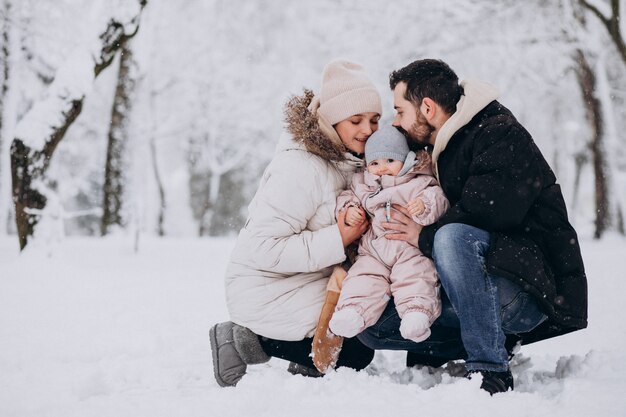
top-left (287, 362), bottom-right (324, 378)
top-left (465, 369), bottom-right (514, 395)
top-left (405, 352), bottom-right (449, 368)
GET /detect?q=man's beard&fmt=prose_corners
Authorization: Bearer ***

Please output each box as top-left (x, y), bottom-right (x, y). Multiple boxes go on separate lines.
top-left (398, 110), bottom-right (435, 146)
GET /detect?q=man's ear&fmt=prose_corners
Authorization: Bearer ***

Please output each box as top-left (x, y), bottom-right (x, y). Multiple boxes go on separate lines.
top-left (420, 97), bottom-right (438, 121)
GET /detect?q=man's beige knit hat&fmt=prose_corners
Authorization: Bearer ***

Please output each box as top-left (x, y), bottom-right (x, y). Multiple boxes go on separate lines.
top-left (317, 59), bottom-right (382, 125)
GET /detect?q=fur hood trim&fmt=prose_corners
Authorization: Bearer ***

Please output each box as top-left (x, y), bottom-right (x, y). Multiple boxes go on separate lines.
top-left (400, 149), bottom-right (432, 177)
top-left (283, 89), bottom-right (348, 162)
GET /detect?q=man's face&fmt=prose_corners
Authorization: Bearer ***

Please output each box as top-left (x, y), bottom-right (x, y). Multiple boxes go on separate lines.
top-left (392, 82), bottom-right (435, 146)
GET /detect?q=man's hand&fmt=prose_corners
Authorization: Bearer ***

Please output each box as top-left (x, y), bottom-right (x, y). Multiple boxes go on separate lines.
top-left (337, 209), bottom-right (368, 247)
top-left (382, 204), bottom-right (422, 248)
top-left (345, 206), bottom-right (366, 226)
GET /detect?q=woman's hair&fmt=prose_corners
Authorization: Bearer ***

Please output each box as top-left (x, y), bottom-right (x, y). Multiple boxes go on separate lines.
top-left (389, 59), bottom-right (462, 115)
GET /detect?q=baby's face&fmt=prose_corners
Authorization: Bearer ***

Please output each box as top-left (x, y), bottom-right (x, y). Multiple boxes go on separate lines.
top-left (367, 158), bottom-right (404, 176)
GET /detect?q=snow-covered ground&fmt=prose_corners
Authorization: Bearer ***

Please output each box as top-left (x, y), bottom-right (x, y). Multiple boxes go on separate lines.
top-left (0, 235), bottom-right (625, 416)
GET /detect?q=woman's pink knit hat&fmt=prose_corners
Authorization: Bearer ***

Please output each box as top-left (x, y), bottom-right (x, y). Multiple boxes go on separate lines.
top-left (317, 59), bottom-right (382, 125)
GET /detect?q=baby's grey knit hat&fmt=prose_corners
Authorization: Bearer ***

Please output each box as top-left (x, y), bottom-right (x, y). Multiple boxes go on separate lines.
top-left (365, 125), bottom-right (410, 164)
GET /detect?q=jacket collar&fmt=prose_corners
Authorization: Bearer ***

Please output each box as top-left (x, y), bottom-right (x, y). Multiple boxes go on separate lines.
top-left (431, 79), bottom-right (499, 178)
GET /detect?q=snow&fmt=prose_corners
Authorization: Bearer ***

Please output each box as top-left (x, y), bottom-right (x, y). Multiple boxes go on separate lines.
top-left (2, 1), bottom-right (624, 413)
top-left (1, 235), bottom-right (625, 416)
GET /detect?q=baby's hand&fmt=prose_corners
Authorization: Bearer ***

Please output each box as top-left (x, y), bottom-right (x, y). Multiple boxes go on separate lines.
top-left (345, 206), bottom-right (365, 226)
top-left (407, 198), bottom-right (425, 217)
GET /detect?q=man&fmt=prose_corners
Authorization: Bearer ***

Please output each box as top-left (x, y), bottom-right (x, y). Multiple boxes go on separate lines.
top-left (357, 59), bottom-right (587, 395)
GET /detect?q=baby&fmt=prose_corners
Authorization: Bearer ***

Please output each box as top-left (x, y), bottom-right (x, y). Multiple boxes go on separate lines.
top-left (329, 125), bottom-right (449, 342)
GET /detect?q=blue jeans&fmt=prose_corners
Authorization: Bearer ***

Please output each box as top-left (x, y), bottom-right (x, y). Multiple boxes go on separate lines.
top-left (357, 223), bottom-right (546, 372)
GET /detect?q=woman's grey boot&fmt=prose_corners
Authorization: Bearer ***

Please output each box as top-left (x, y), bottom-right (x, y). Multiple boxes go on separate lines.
top-left (209, 322), bottom-right (270, 387)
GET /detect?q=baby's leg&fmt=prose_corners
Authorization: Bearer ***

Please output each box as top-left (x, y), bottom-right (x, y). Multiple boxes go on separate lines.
top-left (390, 249), bottom-right (441, 342)
top-left (329, 255), bottom-right (391, 338)
top-left (399, 311), bottom-right (431, 343)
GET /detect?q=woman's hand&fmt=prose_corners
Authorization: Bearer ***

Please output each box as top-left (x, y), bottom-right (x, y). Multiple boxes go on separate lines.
top-left (337, 209), bottom-right (368, 247)
top-left (382, 204), bottom-right (422, 248)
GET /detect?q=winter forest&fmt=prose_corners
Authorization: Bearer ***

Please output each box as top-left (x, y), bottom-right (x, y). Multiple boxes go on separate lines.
top-left (0, 0), bottom-right (625, 246)
top-left (2, 1), bottom-right (626, 416)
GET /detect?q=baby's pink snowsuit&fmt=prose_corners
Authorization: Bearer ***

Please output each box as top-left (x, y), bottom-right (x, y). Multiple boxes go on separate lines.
top-left (335, 160), bottom-right (449, 328)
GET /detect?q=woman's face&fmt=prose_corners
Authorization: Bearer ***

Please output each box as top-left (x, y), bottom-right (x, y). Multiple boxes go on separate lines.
top-left (334, 112), bottom-right (380, 155)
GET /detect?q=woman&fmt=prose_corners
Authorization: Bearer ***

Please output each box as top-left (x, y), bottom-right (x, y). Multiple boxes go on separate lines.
top-left (210, 60), bottom-right (382, 387)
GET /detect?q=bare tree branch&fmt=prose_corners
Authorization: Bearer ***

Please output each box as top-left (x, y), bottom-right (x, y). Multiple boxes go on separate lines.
top-left (580, 0), bottom-right (626, 67)
top-left (579, 0), bottom-right (610, 26)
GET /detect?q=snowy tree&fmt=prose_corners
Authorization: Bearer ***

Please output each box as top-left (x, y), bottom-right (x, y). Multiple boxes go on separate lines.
top-left (10, 0), bottom-right (147, 249)
top-left (188, 133), bottom-right (249, 236)
top-left (0, 0), bottom-right (63, 238)
top-left (101, 39), bottom-right (137, 236)
top-left (183, 0), bottom-right (282, 236)
top-left (561, 0), bottom-right (626, 238)
top-left (577, 0), bottom-right (626, 236)
top-left (130, 14), bottom-right (176, 237)
top-left (0, 0), bottom-right (11, 235)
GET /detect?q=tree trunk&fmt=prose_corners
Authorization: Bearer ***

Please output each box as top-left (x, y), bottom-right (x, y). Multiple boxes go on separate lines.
top-left (11, 100), bottom-right (83, 249)
top-left (0, 0), bottom-right (11, 234)
top-left (0, 0), bottom-right (8, 151)
top-left (149, 137), bottom-right (165, 236)
top-left (570, 151), bottom-right (587, 222)
top-left (575, 49), bottom-right (609, 239)
top-left (101, 39), bottom-right (135, 235)
top-left (10, 1), bottom-right (146, 250)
